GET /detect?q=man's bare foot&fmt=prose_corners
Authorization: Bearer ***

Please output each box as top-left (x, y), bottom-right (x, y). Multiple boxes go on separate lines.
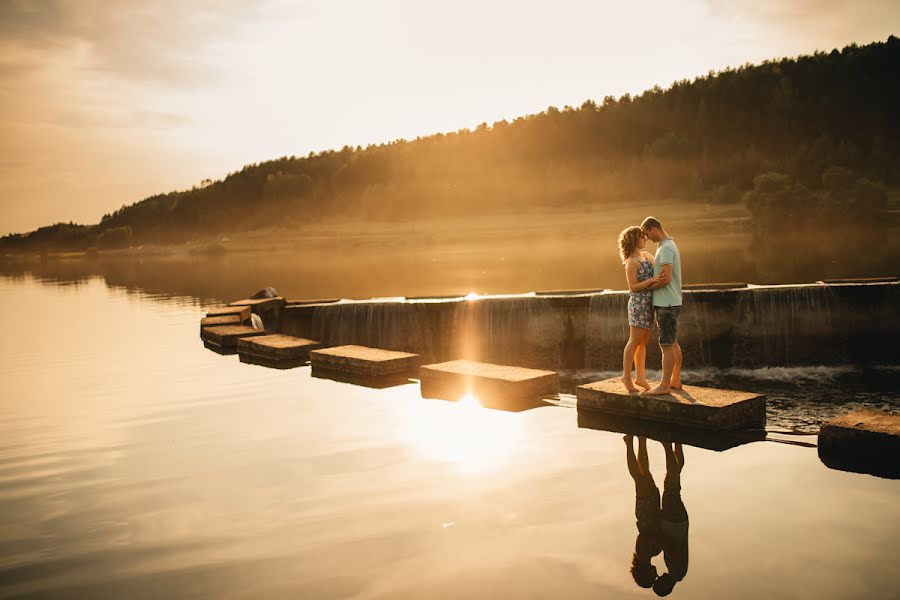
top-left (634, 379), bottom-right (651, 390)
top-left (642, 384), bottom-right (672, 396)
top-left (619, 376), bottom-right (638, 393)
top-left (671, 381), bottom-right (683, 390)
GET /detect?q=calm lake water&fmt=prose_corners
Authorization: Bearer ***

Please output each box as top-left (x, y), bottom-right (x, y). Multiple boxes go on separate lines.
top-left (1, 273), bottom-right (899, 599)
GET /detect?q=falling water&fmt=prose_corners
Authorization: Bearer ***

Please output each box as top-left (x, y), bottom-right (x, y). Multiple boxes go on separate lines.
top-left (451, 295), bottom-right (563, 368)
top-left (732, 285), bottom-right (838, 367)
top-left (310, 300), bottom-right (436, 356)
top-left (584, 292), bottom-right (631, 370)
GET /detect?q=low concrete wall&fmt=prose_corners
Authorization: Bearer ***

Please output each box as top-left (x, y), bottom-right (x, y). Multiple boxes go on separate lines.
top-left (272, 282), bottom-right (900, 371)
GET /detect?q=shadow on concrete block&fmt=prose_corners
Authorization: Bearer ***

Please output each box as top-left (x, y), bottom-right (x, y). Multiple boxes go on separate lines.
top-left (311, 367), bottom-right (413, 389)
top-left (818, 409), bottom-right (900, 480)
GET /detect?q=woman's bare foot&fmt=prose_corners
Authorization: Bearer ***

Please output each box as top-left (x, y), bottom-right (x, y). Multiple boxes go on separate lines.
top-left (634, 379), bottom-right (651, 390)
top-left (620, 376), bottom-right (638, 393)
top-left (642, 384), bottom-right (672, 396)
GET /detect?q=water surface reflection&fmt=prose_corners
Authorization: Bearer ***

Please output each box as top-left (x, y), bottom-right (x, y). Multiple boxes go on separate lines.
top-left (1, 274), bottom-right (899, 599)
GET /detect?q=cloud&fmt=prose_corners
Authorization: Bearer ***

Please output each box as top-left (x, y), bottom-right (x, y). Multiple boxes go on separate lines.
top-left (0, 0), bottom-right (294, 87)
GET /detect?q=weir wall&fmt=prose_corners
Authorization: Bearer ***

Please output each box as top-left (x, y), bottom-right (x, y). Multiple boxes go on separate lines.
top-left (271, 282), bottom-right (899, 371)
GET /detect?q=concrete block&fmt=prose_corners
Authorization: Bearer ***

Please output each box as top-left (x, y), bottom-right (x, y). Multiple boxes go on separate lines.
top-left (237, 334), bottom-right (320, 368)
top-left (201, 325), bottom-right (267, 353)
top-left (576, 378), bottom-right (765, 431)
top-left (419, 359), bottom-right (559, 403)
top-left (200, 315), bottom-right (242, 330)
top-left (206, 305), bottom-right (251, 321)
top-left (818, 409), bottom-right (900, 479)
top-left (309, 345), bottom-right (422, 377)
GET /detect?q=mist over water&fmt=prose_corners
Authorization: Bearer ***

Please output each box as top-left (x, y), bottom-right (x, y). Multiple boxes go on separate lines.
top-left (0, 263), bottom-right (898, 598)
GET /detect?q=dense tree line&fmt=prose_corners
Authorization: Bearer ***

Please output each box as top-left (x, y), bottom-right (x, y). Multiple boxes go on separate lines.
top-left (3, 36), bottom-right (898, 252)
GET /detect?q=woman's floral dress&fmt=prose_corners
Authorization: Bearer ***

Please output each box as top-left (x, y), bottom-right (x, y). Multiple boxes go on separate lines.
top-left (627, 258), bottom-right (653, 329)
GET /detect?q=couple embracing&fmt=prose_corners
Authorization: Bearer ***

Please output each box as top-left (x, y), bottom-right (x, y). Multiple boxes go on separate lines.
top-left (618, 217), bottom-right (682, 395)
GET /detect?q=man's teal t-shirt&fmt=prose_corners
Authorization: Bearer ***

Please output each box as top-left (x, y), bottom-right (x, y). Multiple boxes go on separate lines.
top-left (653, 238), bottom-right (682, 307)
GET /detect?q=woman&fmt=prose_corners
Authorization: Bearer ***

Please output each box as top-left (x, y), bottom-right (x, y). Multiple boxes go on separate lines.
top-left (618, 226), bottom-right (659, 392)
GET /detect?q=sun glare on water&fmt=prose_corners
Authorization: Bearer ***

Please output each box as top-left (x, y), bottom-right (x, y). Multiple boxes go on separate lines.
top-left (405, 392), bottom-right (523, 473)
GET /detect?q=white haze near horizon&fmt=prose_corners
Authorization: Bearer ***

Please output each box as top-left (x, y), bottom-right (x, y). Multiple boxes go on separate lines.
top-left (0, 0), bottom-right (898, 235)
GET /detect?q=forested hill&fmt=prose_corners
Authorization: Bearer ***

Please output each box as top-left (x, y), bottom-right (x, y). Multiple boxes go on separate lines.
top-left (4, 36), bottom-right (899, 251)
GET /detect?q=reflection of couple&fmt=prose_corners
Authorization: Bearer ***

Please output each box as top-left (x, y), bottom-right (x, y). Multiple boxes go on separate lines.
top-left (618, 217), bottom-right (683, 395)
top-left (625, 435), bottom-right (689, 596)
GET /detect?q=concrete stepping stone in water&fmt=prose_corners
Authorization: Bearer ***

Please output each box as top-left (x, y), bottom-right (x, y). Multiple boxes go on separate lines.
top-left (201, 325), bottom-right (267, 354)
top-left (575, 378), bottom-right (765, 431)
top-left (419, 359), bottom-right (559, 403)
top-left (206, 305), bottom-right (251, 321)
top-left (200, 315), bottom-right (242, 330)
top-left (238, 334), bottom-right (321, 369)
top-left (818, 409), bottom-right (900, 479)
top-left (309, 345), bottom-right (422, 377)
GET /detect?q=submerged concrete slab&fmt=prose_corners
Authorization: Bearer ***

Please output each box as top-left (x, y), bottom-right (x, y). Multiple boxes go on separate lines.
top-left (419, 359), bottom-right (559, 403)
top-left (577, 410), bottom-right (765, 452)
top-left (309, 345), bottom-right (422, 377)
top-left (201, 325), bottom-right (267, 352)
top-left (818, 409), bottom-right (900, 479)
top-left (238, 334), bottom-right (320, 364)
top-left (576, 378), bottom-right (765, 431)
top-left (200, 315), bottom-right (242, 329)
top-left (206, 305), bottom-right (251, 321)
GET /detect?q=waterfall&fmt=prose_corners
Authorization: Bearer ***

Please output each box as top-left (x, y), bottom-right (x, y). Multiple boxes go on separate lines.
top-left (451, 295), bottom-right (561, 368)
top-left (585, 292), bottom-right (631, 370)
top-left (270, 282), bottom-right (899, 371)
top-left (732, 285), bottom-right (838, 367)
top-left (310, 300), bottom-right (436, 357)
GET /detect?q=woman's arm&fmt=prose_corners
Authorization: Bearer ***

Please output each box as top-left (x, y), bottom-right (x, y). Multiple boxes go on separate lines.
top-left (625, 259), bottom-right (658, 292)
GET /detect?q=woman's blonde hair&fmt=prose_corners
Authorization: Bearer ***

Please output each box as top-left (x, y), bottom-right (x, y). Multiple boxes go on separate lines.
top-left (618, 226), bottom-right (643, 263)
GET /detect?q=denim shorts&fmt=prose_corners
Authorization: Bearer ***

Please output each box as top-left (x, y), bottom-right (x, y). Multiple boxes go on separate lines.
top-left (655, 306), bottom-right (681, 346)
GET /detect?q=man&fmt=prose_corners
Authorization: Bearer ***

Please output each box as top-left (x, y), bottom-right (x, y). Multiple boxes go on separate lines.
top-left (640, 217), bottom-right (682, 395)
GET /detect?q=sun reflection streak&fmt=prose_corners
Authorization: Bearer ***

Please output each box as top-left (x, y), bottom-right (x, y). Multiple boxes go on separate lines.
top-left (405, 393), bottom-right (522, 473)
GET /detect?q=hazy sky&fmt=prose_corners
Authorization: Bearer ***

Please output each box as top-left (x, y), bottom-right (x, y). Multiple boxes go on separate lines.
top-left (1, 0), bottom-right (898, 235)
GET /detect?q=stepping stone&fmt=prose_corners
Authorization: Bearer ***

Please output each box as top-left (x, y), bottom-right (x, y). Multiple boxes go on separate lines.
top-left (206, 305), bottom-right (251, 321)
top-left (200, 325), bottom-right (267, 353)
top-left (419, 359), bottom-right (559, 403)
top-left (230, 297), bottom-right (285, 313)
top-left (577, 410), bottom-right (765, 452)
top-left (818, 409), bottom-right (900, 479)
top-left (576, 378), bottom-right (765, 431)
top-left (309, 345), bottom-right (422, 377)
top-left (237, 334), bottom-right (321, 369)
top-left (200, 315), bottom-right (242, 330)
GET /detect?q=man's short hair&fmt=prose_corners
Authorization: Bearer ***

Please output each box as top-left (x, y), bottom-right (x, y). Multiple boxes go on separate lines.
top-left (641, 217), bottom-right (662, 231)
